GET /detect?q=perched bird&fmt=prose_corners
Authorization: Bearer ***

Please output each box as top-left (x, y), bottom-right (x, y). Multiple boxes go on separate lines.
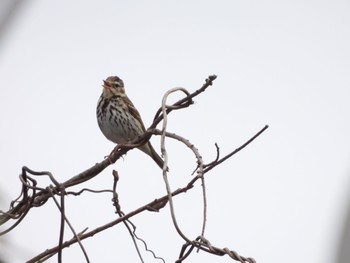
top-left (96, 76), bottom-right (165, 170)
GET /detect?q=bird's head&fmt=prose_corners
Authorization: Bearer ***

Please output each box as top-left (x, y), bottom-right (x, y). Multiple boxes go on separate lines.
top-left (102, 76), bottom-right (125, 97)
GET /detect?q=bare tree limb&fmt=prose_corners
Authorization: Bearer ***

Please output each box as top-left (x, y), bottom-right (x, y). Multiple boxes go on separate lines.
top-left (0, 75), bottom-right (267, 263)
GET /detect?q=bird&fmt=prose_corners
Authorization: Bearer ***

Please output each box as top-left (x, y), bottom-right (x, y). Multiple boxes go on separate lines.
top-left (96, 75), bottom-right (166, 170)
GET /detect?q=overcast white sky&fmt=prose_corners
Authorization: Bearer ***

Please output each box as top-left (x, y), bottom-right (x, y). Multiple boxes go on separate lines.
top-left (0, 1), bottom-right (350, 262)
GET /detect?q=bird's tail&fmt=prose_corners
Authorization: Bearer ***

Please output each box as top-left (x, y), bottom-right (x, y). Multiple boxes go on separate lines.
top-left (140, 142), bottom-right (168, 171)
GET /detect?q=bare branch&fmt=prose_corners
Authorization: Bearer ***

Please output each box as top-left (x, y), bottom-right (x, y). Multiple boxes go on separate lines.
top-left (203, 125), bottom-right (269, 173)
top-left (26, 124), bottom-right (267, 262)
top-left (1, 75), bottom-right (268, 263)
top-left (177, 236), bottom-right (256, 263)
top-left (151, 74), bottom-right (217, 128)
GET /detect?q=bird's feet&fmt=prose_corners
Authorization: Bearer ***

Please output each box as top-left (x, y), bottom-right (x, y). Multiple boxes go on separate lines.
top-left (104, 144), bottom-right (126, 162)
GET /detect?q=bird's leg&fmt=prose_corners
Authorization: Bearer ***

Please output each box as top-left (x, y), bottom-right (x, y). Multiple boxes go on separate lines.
top-left (104, 138), bottom-right (140, 162)
top-left (111, 144), bottom-right (124, 154)
top-left (104, 144), bottom-right (126, 161)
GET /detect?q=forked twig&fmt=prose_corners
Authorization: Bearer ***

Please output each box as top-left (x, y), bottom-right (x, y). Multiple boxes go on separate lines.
top-left (203, 125), bottom-right (269, 173)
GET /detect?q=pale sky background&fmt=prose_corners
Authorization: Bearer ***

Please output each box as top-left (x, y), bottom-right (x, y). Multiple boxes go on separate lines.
top-left (0, 1), bottom-right (350, 262)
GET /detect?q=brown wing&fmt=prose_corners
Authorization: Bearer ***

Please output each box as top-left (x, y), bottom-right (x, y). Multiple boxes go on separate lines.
top-left (123, 94), bottom-right (147, 132)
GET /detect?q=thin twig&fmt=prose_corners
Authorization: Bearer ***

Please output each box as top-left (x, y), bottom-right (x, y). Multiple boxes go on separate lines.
top-left (111, 170), bottom-right (165, 263)
top-left (151, 75), bottom-right (217, 128)
top-left (66, 188), bottom-right (113, 196)
top-left (46, 187), bottom-right (90, 263)
top-left (112, 170), bottom-right (144, 263)
top-left (203, 125), bottom-right (269, 174)
top-left (58, 186), bottom-right (65, 263)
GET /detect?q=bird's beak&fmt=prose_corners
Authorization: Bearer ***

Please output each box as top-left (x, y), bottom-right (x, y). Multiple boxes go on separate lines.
top-left (102, 80), bottom-right (111, 89)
